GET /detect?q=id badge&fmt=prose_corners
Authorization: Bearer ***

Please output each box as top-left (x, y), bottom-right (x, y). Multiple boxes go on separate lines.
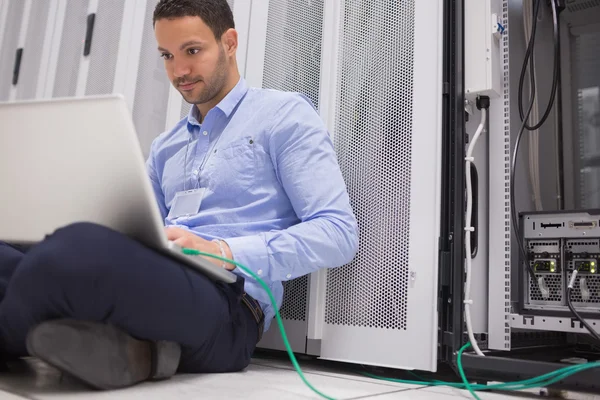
top-left (167, 188), bottom-right (205, 219)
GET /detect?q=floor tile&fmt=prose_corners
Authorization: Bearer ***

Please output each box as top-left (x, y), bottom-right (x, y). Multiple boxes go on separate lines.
top-left (1, 357), bottom-right (597, 400)
top-left (0, 358), bottom-right (411, 400)
top-left (250, 357), bottom-right (417, 390)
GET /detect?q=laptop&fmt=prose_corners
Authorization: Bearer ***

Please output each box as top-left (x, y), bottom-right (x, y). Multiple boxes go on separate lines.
top-left (0, 95), bottom-right (237, 284)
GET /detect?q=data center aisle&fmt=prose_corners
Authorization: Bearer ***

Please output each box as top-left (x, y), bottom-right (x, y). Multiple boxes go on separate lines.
top-left (0, 356), bottom-right (595, 399)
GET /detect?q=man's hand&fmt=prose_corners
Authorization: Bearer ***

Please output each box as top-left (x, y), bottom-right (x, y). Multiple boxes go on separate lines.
top-left (165, 227), bottom-right (235, 270)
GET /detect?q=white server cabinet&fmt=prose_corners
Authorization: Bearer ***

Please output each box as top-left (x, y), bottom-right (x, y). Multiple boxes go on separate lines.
top-left (254, 0), bottom-right (444, 372)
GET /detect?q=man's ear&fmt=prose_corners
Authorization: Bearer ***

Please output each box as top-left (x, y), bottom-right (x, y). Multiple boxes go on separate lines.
top-left (221, 28), bottom-right (238, 55)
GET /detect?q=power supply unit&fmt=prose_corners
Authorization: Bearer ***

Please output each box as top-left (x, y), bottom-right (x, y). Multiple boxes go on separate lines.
top-left (519, 210), bottom-right (600, 319)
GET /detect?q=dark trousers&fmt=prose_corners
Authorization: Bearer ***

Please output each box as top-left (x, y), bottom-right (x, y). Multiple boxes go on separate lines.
top-left (0, 222), bottom-right (259, 373)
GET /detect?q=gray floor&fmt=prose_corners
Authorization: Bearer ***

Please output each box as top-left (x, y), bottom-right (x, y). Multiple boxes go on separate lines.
top-left (0, 356), bottom-right (597, 399)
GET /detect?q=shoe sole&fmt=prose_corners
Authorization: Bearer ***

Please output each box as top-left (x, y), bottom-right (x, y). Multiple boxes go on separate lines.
top-left (26, 320), bottom-right (151, 390)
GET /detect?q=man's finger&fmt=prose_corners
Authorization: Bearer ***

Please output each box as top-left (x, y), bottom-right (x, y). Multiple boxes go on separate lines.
top-left (165, 227), bottom-right (185, 241)
top-left (173, 236), bottom-right (191, 248)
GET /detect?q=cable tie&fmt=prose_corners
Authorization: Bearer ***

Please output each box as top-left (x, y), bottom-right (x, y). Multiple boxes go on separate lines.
top-left (465, 156), bottom-right (474, 162)
top-left (464, 227), bottom-right (474, 232)
top-left (568, 270), bottom-right (578, 289)
top-left (464, 299), bottom-right (473, 305)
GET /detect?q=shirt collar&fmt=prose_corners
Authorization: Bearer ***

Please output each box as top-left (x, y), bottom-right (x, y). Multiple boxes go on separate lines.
top-left (186, 77), bottom-right (248, 128)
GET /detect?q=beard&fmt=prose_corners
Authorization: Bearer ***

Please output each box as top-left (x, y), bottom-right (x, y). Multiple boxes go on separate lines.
top-left (175, 45), bottom-right (228, 105)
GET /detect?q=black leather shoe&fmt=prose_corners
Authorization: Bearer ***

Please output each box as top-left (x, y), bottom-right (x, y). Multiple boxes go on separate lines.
top-left (26, 319), bottom-right (181, 390)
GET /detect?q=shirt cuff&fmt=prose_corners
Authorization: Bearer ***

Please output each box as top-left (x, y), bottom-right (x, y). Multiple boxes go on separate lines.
top-left (224, 234), bottom-right (271, 281)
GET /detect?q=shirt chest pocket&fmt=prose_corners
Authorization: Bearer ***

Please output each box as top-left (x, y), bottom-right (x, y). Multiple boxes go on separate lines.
top-left (204, 138), bottom-right (257, 198)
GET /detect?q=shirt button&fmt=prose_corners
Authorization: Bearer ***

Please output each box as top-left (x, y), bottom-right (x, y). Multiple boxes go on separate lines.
top-left (202, 131), bottom-right (208, 136)
top-left (286, 274), bottom-right (291, 279)
top-left (193, 170), bottom-right (198, 175)
top-left (257, 269), bottom-right (263, 275)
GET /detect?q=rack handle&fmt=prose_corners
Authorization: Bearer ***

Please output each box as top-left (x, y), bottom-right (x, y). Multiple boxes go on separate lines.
top-left (12, 48), bottom-right (23, 85)
top-left (84, 13), bottom-right (96, 56)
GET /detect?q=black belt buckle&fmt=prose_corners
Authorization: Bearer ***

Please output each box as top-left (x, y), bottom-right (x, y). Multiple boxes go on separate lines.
top-left (241, 293), bottom-right (264, 342)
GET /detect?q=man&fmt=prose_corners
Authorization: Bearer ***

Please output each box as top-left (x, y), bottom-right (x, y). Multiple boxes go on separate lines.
top-left (0, 0), bottom-right (358, 390)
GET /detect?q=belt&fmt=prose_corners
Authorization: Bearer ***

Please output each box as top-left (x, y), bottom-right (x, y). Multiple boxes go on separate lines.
top-left (241, 293), bottom-right (264, 342)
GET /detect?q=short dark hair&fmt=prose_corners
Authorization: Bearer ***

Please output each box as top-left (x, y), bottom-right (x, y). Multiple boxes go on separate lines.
top-left (153, 0), bottom-right (235, 40)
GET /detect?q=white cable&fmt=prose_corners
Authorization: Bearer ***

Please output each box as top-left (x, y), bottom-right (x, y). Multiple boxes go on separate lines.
top-left (464, 107), bottom-right (487, 357)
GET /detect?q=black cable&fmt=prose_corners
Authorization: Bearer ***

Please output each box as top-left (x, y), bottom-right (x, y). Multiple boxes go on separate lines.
top-left (511, 0), bottom-right (542, 280)
top-left (517, 0), bottom-right (560, 131)
top-left (555, 16), bottom-right (565, 210)
top-left (567, 272), bottom-right (600, 344)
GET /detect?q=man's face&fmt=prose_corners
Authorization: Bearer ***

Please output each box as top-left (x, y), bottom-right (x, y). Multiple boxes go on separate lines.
top-left (155, 16), bottom-right (229, 105)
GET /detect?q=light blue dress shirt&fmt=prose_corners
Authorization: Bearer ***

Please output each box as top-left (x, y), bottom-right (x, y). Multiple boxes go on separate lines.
top-left (146, 78), bottom-right (359, 331)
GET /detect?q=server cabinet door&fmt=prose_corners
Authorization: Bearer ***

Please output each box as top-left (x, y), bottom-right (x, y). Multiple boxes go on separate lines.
top-left (14, 1), bottom-right (57, 101)
top-left (0, 0), bottom-right (26, 101)
top-left (131, 0), bottom-right (172, 158)
top-left (50, 0), bottom-right (90, 99)
top-left (320, 0), bottom-right (443, 372)
top-left (83, 0), bottom-right (127, 96)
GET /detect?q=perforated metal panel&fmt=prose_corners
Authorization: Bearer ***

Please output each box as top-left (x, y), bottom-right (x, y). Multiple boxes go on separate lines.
top-left (15, 1), bottom-right (50, 100)
top-left (324, 0), bottom-right (415, 331)
top-left (85, 0), bottom-right (125, 96)
top-left (568, 273), bottom-right (600, 304)
top-left (132, 0), bottom-right (171, 158)
top-left (279, 276), bottom-right (309, 321)
top-left (566, 239), bottom-right (600, 307)
top-left (529, 274), bottom-right (563, 303)
top-left (53, 0), bottom-right (89, 98)
top-left (0, 0), bottom-right (25, 101)
top-left (261, 0), bottom-right (323, 108)
top-left (526, 240), bottom-right (563, 305)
